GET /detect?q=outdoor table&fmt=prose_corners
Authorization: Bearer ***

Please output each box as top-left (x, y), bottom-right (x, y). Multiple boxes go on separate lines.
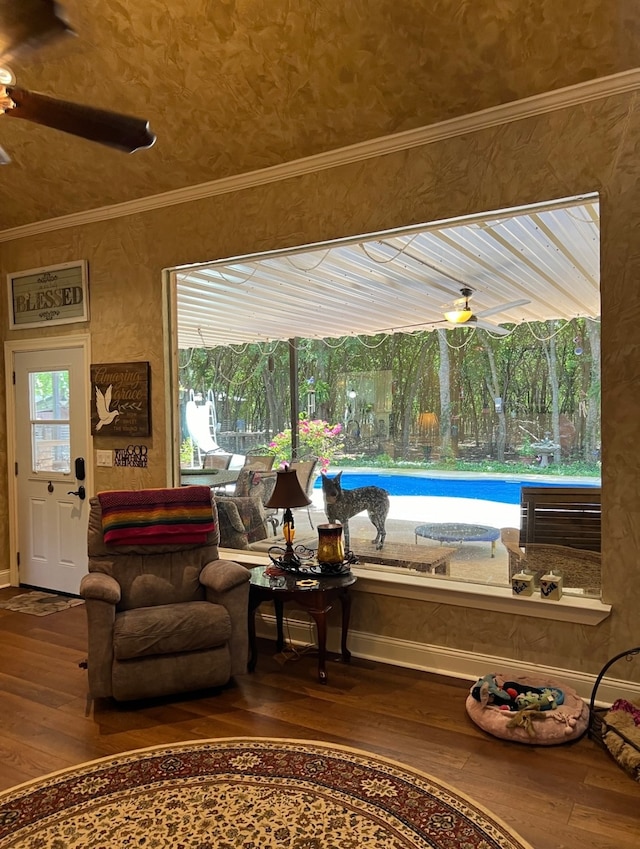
top-left (180, 469), bottom-right (240, 489)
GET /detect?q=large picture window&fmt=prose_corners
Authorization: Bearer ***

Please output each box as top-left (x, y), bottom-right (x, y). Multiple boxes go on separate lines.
top-left (171, 195), bottom-right (601, 598)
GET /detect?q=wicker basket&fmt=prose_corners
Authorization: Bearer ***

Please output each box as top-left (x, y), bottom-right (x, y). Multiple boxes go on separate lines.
top-left (588, 647), bottom-right (640, 779)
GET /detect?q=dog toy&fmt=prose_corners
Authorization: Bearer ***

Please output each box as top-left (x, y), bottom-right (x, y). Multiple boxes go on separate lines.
top-left (471, 674), bottom-right (565, 712)
top-left (515, 689), bottom-right (560, 712)
top-left (471, 674), bottom-right (513, 707)
top-left (506, 706), bottom-right (547, 737)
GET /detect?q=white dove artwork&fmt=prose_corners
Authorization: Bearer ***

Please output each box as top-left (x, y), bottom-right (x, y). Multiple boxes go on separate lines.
top-left (95, 384), bottom-right (120, 430)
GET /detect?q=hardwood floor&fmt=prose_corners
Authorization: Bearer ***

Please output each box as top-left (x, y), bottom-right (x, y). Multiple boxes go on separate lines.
top-left (0, 586), bottom-right (637, 848)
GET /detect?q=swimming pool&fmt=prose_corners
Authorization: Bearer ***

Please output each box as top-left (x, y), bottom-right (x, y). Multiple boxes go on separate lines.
top-left (313, 471), bottom-right (599, 504)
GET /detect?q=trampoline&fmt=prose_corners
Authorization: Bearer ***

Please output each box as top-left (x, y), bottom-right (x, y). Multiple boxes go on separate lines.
top-left (414, 522), bottom-right (501, 557)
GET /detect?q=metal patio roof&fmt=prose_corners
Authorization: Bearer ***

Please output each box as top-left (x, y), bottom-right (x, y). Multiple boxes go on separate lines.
top-left (174, 194), bottom-right (600, 349)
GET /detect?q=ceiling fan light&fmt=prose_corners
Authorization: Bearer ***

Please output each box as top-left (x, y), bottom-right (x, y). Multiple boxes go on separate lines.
top-left (0, 67), bottom-right (15, 86)
top-left (444, 308), bottom-right (473, 324)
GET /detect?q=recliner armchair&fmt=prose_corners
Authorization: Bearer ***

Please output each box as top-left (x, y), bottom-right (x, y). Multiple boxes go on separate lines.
top-left (80, 493), bottom-right (250, 702)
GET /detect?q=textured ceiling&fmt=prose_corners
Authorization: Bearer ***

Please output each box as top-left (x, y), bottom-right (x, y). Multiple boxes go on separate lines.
top-left (176, 195), bottom-right (600, 347)
top-left (0, 1), bottom-right (638, 231)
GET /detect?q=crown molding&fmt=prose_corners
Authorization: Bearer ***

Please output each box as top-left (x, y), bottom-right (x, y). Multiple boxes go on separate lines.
top-left (2, 68), bottom-right (640, 244)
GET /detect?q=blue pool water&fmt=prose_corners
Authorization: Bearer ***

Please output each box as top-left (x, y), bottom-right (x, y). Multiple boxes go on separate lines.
top-left (313, 472), bottom-right (598, 505)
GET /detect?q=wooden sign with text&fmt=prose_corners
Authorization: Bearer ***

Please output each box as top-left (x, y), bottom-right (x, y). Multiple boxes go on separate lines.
top-left (90, 362), bottom-right (150, 437)
top-left (7, 260), bottom-right (89, 329)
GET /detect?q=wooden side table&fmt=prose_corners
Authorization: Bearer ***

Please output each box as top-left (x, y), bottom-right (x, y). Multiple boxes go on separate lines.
top-left (248, 569), bottom-right (357, 684)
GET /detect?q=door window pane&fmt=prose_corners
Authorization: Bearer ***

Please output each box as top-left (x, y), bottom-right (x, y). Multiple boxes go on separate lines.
top-left (29, 371), bottom-right (71, 473)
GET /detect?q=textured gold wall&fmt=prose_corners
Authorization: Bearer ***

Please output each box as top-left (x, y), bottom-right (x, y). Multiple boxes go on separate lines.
top-left (1, 91), bottom-right (637, 678)
top-left (2, 0), bottom-right (640, 229)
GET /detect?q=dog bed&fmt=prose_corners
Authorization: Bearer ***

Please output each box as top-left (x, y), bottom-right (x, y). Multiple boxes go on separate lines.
top-left (466, 671), bottom-right (589, 745)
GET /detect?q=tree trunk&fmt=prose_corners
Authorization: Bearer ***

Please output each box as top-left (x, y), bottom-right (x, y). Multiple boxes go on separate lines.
top-left (542, 321), bottom-right (561, 463)
top-left (437, 330), bottom-right (452, 455)
top-left (262, 364), bottom-right (282, 435)
top-left (479, 335), bottom-right (506, 461)
top-left (585, 319), bottom-right (601, 462)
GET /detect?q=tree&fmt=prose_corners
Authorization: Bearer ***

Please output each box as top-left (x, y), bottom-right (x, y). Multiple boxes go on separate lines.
top-left (584, 319), bottom-right (601, 461)
top-left (540, 321), bottom-right (562, 464)
top-left (437, 329), bottom-right (452, 455)
top-left (478, 332), bottom-right (508, 461)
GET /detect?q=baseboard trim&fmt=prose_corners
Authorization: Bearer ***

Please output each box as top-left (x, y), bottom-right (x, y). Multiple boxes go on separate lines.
top-left (255, 612), bottom-right (639, 707)
top-left (0, 569), bottom-right (11, 588)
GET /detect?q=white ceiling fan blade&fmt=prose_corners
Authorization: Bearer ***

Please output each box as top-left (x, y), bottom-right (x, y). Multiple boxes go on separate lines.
top-left (476, 298), bottom-right (531, 319)
top-left (474, 318), bottom-right (510, 336)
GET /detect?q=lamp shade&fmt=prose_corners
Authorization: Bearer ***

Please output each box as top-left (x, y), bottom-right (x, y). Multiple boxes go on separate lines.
top-left (265, 468), bottom-right (311, 509)
top-left (418, 411), bottom-right (438, 432)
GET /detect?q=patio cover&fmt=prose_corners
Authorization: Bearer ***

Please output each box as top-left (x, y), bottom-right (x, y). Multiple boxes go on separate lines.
top-left (174, 193), bottom-right (600, 349)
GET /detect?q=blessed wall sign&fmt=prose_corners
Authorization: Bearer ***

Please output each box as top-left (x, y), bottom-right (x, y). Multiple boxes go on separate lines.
top-left (7, 260), bottom-right (89, 329)
top-left (90, 361), bottom-right (151, 437)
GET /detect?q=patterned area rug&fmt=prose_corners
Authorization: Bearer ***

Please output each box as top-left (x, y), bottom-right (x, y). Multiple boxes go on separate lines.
top-left (0, 737), bottom-right (532, 848)
top-left (0, 591), bottom-right (84, 616)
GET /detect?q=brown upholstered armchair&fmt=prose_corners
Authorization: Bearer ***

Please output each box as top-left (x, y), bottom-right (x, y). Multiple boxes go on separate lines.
top-left (80, 495), bottom-right (250, 702)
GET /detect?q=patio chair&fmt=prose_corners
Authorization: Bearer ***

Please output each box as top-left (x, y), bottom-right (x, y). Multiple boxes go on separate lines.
top-left (501, 527), bottom-right (524, 575)
top-left (215, 495), bottom-right (270, 548)
top-left (502, 527), bottom-right (601, 594)
top-left (216, 468), bottom-right (277, 538)
top-left (290, 457), bottom-right (319, 528)
top-left (242, 454), bottom-right (275, 471)
top-left (247, 469), bottom-right (279, 534)
top-left (521, 544), bottom-right (601, 594)
top-left (203, 451), bottom-right (233, 470)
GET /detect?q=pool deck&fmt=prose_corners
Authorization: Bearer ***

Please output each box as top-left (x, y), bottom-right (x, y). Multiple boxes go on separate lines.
top-left (300, 490), bottom-right (514, 586)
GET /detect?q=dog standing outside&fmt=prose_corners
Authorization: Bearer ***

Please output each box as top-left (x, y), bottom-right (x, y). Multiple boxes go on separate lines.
top-left (321, 471), bottom-right (389, 551)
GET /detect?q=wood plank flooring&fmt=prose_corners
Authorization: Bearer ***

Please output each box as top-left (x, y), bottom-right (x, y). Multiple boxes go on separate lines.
top-left (0, 587), bottom-right (638, 848)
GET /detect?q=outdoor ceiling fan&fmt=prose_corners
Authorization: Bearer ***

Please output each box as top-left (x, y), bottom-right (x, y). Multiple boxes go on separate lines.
top-left (441, 287), bottom-right (530, 336)
top-left (0, 1), bottom-right (156, 164)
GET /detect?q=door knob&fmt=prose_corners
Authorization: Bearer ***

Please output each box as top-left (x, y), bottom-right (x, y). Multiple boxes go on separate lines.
top-left (67, 485), bottom-right (86, 500)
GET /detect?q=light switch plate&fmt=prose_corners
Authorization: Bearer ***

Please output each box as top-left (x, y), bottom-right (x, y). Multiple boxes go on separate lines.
top-left (96, 449), bottom-right (113, 467)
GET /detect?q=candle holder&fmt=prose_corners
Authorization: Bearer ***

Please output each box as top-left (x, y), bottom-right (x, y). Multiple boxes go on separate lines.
top-left (511, 570), bottom-right (535, 596)
top-left (317, 523), bottom-right (345, 564)
top-left (267, 542), bottom-right (316, 573)
top-left (540, 570), bottom-right (563, 600)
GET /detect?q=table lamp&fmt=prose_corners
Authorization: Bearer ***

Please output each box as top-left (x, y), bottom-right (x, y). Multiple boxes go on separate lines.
top-left (265, 465), bottom-right (312, 568)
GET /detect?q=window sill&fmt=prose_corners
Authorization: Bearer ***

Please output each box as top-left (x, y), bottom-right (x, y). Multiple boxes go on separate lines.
top-left (222, 549), bottom-right (611, 626)
top-left (351, 565), bottom-right (611, 625)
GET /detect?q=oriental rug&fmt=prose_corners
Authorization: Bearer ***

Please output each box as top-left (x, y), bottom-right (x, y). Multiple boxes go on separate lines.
top-left (0, 591), bottom-right (83, 616)
top-left (0, 737), bottom-right (533, 848)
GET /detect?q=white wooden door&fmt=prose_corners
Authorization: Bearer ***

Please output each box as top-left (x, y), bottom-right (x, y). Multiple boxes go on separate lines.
top-left (13, 345), bottom-right (90, 594)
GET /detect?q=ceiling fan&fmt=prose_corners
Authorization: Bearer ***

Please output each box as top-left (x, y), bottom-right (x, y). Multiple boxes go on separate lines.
top-left (0, 1), bottom-right (156, 164)
top-left (441, 287), bottom-right (531, 335)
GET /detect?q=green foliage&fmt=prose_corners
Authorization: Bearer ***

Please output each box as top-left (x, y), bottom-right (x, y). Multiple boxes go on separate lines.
top-left (268, 416), bottom-right (344, 472)
top-left (373, 454), bottom-right (395, 467)
top-left (179, 316), bottom-right (601, 465)
top-left (335, 454), bottom-right (599, 477)
top-left (180, 438), bottom-right (194, 467)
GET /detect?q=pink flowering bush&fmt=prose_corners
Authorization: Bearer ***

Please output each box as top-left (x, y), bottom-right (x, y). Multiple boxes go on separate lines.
top-left (268, 416), bottom-right (344, 472)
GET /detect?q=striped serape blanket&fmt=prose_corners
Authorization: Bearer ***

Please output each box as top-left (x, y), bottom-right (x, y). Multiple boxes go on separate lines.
top-left (98, 486), bottom-right (215, 545)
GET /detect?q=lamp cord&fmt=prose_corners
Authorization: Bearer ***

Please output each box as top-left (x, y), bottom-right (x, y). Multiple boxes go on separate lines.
top-left (274, 615), bottom-right (316, 664)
